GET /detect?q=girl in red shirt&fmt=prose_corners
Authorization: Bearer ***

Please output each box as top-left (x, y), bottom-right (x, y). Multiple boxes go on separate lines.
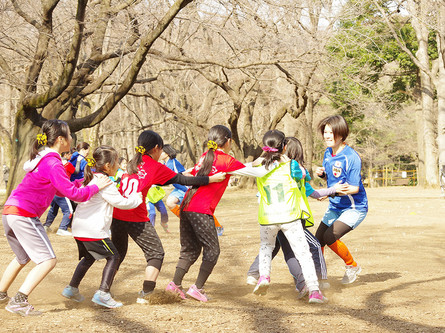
top-left (111, 130), bottom-right (225, 304)
top-left (166, 125), bottom-right (245, 302)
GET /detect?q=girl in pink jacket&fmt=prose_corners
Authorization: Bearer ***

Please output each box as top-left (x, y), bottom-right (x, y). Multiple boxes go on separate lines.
top-left (0, 119), bottom-right (111, 317)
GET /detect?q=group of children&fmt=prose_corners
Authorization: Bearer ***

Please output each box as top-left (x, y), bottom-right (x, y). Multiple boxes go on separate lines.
top-left (0, 114), bottom-right (367, 316)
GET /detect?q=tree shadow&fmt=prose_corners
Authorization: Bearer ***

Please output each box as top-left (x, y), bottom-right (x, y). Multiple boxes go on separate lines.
top-left (321, 275), bottom-right (445, 333)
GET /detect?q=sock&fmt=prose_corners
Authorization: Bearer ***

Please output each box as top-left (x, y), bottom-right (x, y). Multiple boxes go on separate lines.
top-left (195, 268), bottom-right (212, 289)
top-left (173, 267), bottom-right (187, 286)
top-left (14, 291), bottom-right (28, 303)
top-left (328, 240), bottom-right (356, 266)
top-left (170, 205), bottom-right (180, 218)
top-left (143, 280), bottom-right (156, 293)
top-left (213, 216), bottom-right (222, 228)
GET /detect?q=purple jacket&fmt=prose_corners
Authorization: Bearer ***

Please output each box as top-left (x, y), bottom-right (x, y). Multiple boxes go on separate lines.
top-left (5, 148), bottom-right (99, 217)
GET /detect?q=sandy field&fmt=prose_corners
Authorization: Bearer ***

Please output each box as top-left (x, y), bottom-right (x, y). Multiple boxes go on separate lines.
top-left (0, 186), bottom-right (444, 333)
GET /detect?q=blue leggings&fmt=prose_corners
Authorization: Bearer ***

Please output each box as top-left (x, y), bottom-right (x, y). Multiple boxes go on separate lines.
top-left (148, 200), bottom-right (168, 226)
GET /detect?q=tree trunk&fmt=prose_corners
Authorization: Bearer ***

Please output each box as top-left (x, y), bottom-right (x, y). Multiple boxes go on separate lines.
top-left (410, 0), bottom-right (438, 187)
top-left (415, 101), bottom-right (426, 186)
top-left (437, 6), bottom-right (445, 180)
top-left (8, 116), bottom-right (40, 196)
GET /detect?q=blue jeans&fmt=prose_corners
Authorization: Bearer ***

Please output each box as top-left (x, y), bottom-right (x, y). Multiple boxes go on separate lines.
top-left (44, 196), bottom-right (73, 230)
top-left (148, 200), bottom-right (168, 226)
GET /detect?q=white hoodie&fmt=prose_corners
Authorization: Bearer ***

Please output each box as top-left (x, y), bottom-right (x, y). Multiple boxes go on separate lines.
top-left (72, 174), bottom-right (142, 239)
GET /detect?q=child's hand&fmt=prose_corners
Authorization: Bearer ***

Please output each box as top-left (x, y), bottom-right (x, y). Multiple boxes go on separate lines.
top-left (333, 181), bottom-right (348, 195)
top-left (95, 174), bottom-right (113, 190)
top-left (182, 167), bottom-right (194, 176)
top-left (209, 172), bottom-right (227, 183)
top-left (315, 167), bottom-right (325, 177)
top-left (252, 157), bottom-right (264, 166)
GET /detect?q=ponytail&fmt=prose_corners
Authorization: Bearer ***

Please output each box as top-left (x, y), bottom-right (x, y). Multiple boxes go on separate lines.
top-left (30, 119), bottom-right (70, 160)
top-left (127, 131), bottom-right (163, 175)
top-left (83, 146), bottom-right (118, 186)
top-left (261, 130), bottom-right (285, 170)
top-left (284, 137), bottom-right (305, 169)
top-left (180, 149), bottom-right (216, 212)
top-left (180, 125), bottom-right (232, 212)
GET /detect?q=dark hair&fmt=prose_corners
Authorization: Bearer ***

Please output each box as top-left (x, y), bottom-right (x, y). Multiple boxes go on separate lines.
top-left (285, 137), bottom-right (305, 168)
top-left (30, 119), bottom-right (70, 160)
top-left (83, 145), bottom-right (119, 185)
top-left (162, 144), bottom-right (177, 159)
top-left (70, 147), bottom-right (77, 154)
top-left (118, 157), bottom-right (127, 165)
top-left (76, 142), bottom-right (90, 152)
top-left (61, 151), bottom-right (70, 159)
top-left (180, 125), bottom-right (231, 211)
top-left (261, 130), bottom-right (285, 170)
top-left (318, 115), bottom-right (349, 141)
top-left (127, 130), bottom-right (164, 175)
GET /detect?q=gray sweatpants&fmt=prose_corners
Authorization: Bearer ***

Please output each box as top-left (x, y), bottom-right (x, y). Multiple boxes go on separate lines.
top-left (3, 214), bottom-right (56, 264)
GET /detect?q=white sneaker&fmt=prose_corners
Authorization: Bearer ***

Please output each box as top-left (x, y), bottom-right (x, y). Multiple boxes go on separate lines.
top-left (56, 229), bottom-right (72, 236)
top-left (297, 285), bottom-right (308, 299)
top-left (246, 275), bottom-right (258, 286)
top-left (319, 281), bottom-right (331, 290)
top-left (341, 265), bottom-right (362, 284)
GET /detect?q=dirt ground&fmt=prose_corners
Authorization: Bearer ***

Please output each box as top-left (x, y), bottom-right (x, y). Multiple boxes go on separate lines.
top-left (0, 186), bottom-right (444, 333)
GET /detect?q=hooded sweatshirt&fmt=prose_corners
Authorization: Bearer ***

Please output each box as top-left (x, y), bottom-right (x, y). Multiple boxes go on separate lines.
top-left (5, 147), bottom-right (99, 217)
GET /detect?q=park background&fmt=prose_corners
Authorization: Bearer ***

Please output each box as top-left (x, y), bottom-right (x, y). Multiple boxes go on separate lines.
top-left (0, 1), bottom-right (444, 331)
top-left (1, 0), bottom-right (445, 191)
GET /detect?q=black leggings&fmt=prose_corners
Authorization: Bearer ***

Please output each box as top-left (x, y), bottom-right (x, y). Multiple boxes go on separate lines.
top-left (69, 254), bottom-right (120, 292)
top-left (111, 218), bottom-right (164, 271)
top-left (315, 221), bottom-right (352, 247)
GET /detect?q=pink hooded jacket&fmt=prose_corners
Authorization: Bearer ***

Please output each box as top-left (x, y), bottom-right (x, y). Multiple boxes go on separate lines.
top-left (5, 148), bottom-right (99, 217)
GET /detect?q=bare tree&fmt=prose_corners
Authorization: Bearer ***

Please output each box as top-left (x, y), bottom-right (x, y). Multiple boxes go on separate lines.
top-left (1, 0), bottom-right (194, 193)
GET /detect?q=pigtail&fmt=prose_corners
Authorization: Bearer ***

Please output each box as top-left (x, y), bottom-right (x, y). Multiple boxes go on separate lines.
top-left (127, 152), bottom-right (143, 175)
top-left (180, 125), bottom-right (231, 213)
top-left (180, 147), bottom-right (216, 212)
top-left (30, 138), bottom-right (43, 161)
top-left (29, 120), bottom-right (69, 160)
top-left (127, 131), bottom-right (164, 175)
top-left (83, 146), bottom-right (118, 185)
top-left (83, 164), bottom-right (94, 185)
top-left (284, 137), bottom-right (305, 169)
top-left (261, 130), bottom-right (285, 170)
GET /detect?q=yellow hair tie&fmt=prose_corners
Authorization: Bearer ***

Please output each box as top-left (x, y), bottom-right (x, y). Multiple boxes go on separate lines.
top-left (36, 133), bottom-right (47, 146)
top-left (207, 140), bottom-right (218, 151)
top-left (86, 158), bottom-right (96, 167)
top-left (135, 146), bottom-right (146, 154)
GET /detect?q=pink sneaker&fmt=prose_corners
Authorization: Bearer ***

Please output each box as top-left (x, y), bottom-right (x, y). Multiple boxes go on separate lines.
top-left (308, 290), bottom-right (328, 304)
top-left (186, 285), bottom-right (209, 302)
top-left (165, 281), bottom-right (186, 300)
top-left (253, 275), bottom-right (270, 295)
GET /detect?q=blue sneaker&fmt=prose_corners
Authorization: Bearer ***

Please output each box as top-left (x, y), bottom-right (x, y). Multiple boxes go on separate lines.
top-left (92, 290), bottom-right (122, 308)
top-left (62, 285), bottom-right (84, 302)
top-left (216, 226), bottom-right (224, 236)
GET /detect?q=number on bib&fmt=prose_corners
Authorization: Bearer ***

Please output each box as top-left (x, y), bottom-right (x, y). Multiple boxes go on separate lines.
top-left (263, 183), bottom-right (285, 204)
top-left (121, 178), bottom-right (139, 198)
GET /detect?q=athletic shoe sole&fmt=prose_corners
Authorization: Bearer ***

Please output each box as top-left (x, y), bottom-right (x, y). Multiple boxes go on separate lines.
top-left (92, 296), bottom-right (123, 308)
top-left (341, 266), bottom-right (362, 284)
top-left (253, 282), bottom-right (269, 296)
